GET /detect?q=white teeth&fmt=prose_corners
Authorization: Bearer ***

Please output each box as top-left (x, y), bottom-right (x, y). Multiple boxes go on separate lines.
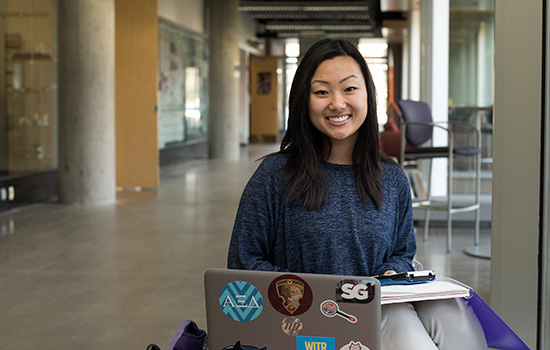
top-left (327, 115), bottom-right (350, 122)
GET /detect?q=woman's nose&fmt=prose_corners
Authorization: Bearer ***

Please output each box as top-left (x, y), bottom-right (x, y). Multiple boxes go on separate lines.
top-left (329, 95), bottom-right (346, 111)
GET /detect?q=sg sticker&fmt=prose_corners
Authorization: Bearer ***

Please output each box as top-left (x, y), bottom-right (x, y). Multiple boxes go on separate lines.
top-left (336, 279), bottom-right (375, 304)
top-left (281, 316), bottom-right (303, 336)
top-left (339, 341), bottom-right (371, 350)
top-left (268, 274), bottom-right (313, 316)
top-left (219, 281), bottom-right (263, 322)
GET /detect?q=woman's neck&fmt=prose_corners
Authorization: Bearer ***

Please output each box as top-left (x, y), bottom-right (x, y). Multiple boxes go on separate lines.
top-left (325, 139), bottom-right (355, 165)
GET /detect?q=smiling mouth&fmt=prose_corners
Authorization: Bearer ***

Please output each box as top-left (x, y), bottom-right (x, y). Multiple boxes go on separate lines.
top-left (326, 114), bottom-right (351, 123)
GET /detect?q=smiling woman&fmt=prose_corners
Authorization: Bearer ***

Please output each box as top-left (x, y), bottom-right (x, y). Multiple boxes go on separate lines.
top-left (228, 38), bottom-right (488, 350)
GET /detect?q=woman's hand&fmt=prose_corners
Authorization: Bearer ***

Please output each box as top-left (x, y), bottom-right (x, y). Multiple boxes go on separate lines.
top-left (383, 270), bottom-right (397, 275)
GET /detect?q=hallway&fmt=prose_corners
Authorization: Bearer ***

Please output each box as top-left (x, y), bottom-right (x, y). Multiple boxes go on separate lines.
top-left (0, 144), bottom-right (490, 350)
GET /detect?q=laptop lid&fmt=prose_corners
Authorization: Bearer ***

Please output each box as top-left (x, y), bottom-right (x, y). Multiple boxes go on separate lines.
top-left (204, 268), bottom-right (381, 350)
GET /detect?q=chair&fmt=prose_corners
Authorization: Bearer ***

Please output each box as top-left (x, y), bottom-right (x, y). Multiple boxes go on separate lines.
top-left (396, 99), bottom-right (481, 253)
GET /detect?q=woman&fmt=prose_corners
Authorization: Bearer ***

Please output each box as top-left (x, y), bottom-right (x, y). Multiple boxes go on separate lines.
top-left (227, 39), bottom-right (486, 350)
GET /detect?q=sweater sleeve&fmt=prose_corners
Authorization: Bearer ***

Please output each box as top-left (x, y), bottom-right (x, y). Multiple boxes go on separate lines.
top-left (373, 167), bottom-right (417, 275)
top-left (227, 157), bottom-right (288, 272)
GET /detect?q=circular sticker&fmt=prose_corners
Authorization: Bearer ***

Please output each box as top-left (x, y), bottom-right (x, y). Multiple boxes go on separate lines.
top-left (219, 281), bottom-right (263, 322)
top-left (281, 316), bottom-right (303, 336)
top-left (268, 274), bottom-right (313, 316)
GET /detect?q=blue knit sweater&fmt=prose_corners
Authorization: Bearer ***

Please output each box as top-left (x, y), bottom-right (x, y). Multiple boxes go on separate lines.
top-left (227, 153), bottom-right (416, 276)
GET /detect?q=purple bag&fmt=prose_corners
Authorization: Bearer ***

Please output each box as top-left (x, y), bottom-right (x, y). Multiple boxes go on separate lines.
top-left (168, 320), bottom-right (207, 350)
top-left (466, 291), bottom-right (530, 350)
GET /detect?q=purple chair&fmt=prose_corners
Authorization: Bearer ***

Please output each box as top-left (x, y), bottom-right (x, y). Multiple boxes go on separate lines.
top-left (396, 99), bottom-right (481, 253)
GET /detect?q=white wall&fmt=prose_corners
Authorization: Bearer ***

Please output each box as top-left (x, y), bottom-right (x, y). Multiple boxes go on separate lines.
top-left (239, 11), bottom-right (262, 54)
top-left (421, 0), bottom-right (449, 197)
top-left (492, 0), bottom-right (543, 347)
top-left (158, 0), bottom-right (204, 34)
top-left (407, 0), bottom-right (421, 101)
top-left (543, 2), bottom-right (550, 346)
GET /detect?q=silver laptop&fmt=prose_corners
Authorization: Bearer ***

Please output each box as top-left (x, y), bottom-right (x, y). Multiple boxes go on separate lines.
top-left (204, 268), bottom-right (381, 350)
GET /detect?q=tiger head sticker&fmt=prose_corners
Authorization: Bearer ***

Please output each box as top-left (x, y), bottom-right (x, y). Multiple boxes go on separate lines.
top-left (268, 274), bottom-right (313, 316)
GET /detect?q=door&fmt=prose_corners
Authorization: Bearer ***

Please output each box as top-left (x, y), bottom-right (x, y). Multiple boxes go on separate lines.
top-left (249, 55), bottom-right (282, 143)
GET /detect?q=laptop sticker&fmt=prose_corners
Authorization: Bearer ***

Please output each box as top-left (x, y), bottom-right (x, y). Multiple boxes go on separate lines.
top-left (221, 340), bottom-right (267, 350)
top-left (336, 279), bottom-right (375, 304)
top-left (219, 281), bottom-right (264, 322)
top-left (340, 341), bottom-right (370, 350)
top-left (268, 274), bottom-right (313, 316)
top-left (339, 341), bottom-right (370, 350)
top-left (281, 316), bottom-right (303, 336)
top-left (320, 300), bottom-right (358, 323)
top-left (296, 336), bottom-right (335, 350)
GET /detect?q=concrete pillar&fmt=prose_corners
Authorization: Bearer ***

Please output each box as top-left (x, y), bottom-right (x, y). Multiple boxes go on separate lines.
top-left (58, 0), bottom-right (116, 204)
top-left (208, 0), bottom-right (240, 160)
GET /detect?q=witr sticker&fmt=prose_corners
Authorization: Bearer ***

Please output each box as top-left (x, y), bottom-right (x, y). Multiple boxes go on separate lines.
top-left (339, 341), bottom-right (371, 350)
top-left (219, 281), bottom-right (263, 322)
top-left (296, 336), bottom-right (335, 350)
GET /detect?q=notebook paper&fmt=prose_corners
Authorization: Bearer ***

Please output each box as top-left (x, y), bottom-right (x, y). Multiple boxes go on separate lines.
top-left (380, 278), bottom-right (470, 304)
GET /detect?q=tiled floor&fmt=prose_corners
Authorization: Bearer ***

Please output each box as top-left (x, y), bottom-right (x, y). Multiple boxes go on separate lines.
top-left (0, 144), bottom-right (491, 350)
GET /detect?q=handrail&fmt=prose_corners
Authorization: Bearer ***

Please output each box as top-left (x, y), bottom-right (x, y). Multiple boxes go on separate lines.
top-left (450, 106), bottom-right (493, 112)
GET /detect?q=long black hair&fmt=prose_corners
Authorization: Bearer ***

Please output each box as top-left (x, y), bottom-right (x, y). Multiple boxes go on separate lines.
top-left (277, 38), bottom-right (394, 210)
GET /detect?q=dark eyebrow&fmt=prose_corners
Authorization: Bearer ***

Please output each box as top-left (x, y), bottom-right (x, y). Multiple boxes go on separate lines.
top-left (311, 74), bottom-right (360, 85)
top-left (311, 79), bottom-right (330, 85)
top-left (340, 74), bottom-right (360, 83)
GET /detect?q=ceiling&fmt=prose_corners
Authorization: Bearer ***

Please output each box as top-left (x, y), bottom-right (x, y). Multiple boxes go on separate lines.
top-left (238, 0), bottom-right (409, 40)
top-left (239, 0), bottom-right (495, 44)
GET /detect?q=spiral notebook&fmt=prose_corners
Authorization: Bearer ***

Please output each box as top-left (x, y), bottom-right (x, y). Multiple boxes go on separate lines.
top-left (380, 277), bottom-right (470, 304)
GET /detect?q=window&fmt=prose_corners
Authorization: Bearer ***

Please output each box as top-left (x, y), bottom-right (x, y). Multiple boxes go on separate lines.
top-left (158, 20), bottom-right (208, 148)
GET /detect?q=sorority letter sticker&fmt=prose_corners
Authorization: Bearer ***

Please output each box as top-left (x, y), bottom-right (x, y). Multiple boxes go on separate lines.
top-left (296, 336), bottom-right (335, 350)
top-left (268, 274), bottom-right (313, 316)
top-left (339, 341), bottom-right (370, 350)
top-left (336, 279), bottom-right (375, 304)
top-left (219, 281), bottom-right (263, 322)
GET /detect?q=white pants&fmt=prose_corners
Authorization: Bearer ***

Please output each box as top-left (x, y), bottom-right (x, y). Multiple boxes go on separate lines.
top-left (381, 298), bottom-right (487, 350)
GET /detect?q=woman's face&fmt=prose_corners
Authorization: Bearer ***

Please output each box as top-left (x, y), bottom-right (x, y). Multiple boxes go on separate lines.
top-left (308, 55), bottom-right (368, 147)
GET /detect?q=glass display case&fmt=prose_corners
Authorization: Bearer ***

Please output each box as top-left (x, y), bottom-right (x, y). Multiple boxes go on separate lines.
top-left (158, 20), bottom-right (208, 148)
top-left (0, 0), bottom-right (57, 210)
top-left (7, 50), bottom-right (53, 172)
